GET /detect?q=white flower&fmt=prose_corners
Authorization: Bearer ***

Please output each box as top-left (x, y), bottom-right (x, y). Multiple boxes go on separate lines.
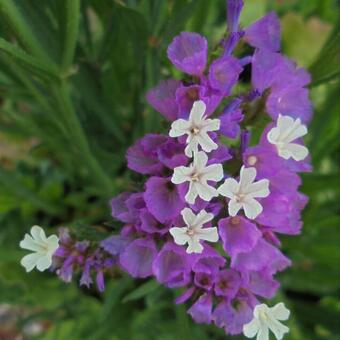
top-left (243, 303), bottom-right (290, 340)
top-left (169, 100), bottom-right (220, 157)
top-left (172, 151), bottom-right (223, 204)
top-left (267, 114), bottom-right (308, 161)
top-left (169, 208), bottom-right (218, 253)
top-left (20, 225), bottom-right (59, 272)
top-left (218, 166), bottom-right (269, 219)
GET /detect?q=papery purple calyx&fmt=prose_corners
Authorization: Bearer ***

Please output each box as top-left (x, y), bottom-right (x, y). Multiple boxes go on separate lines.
top-left (167, 32), bottom-right (208, 76)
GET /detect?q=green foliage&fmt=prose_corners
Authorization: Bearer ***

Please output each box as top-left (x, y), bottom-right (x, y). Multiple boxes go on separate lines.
top-left (0, 0), bottom-right (339, 339)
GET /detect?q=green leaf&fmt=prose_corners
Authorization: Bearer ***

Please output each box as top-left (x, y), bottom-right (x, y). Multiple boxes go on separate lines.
top-left (122, 279), bottom-right (160, 303)
top-left (60, 0), bottom-right (80, 72)
top-left (309, 27), bottom-right (340, 86)
top-left (0, 38), bottom-right (59, 80)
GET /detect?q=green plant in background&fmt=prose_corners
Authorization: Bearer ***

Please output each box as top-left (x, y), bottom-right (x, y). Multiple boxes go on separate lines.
top-left (0, 0), bottom-right (339, 339)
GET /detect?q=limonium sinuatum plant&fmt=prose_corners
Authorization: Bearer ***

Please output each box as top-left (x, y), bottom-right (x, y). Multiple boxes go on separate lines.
top-left (19, 1), bottom-right (313, 338)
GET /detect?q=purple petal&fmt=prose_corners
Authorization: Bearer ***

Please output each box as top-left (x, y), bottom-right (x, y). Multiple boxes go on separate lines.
top-left (157, 138), bottom-right (187, 169)
top-left (119, 238), bottom-right (157, 278)
top-left (175, 286), bottom-right (195, 304)
top-left (96, 271), bottom-right (105, 292)
top-left (243, 270), bottom-right (279, 299)
top-left (152, 242), bottom-right (191, 288)
top-left (188, 293), bottom-right (213, 324)
top-left (146, 79), bottom-right (181, 121)
top-left (100, 235), bottom-right (130, 255)
top-left (194, 271), bottom-right (215, 290)
top-left (140, 209), bottom-right (170, 235)
top-left (231, 238), bottom-right (291, 274)
top-left (214, 269), bottom-right (241, 299)
top-left (208, 56), bottom-right (243, 96)
top-left (219, 109), bottom-right (244, 139)
top-left (244, 12), bottom-right (281, 51)
top-left (218, 217), bottom-right (261, 258)
top-left (227, 0), bottom-right (244, 33)
top-left (144, 176), bottom-right (185, 223)
top-left (192, 245), bottom-right (226, 275)
top-left (167, 32), bottom-right (207, 76)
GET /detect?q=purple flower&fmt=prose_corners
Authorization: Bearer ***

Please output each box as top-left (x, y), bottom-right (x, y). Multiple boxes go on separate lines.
top-left (244, 12), bottom-right (281, 51)
top-left (126, 134), bottom-right (167, 175)
top-left (188, 293), bottom-right (213, 324)
top-left (175, 286), bottom-right (195, 304)
top-left (152, 242), bottom-right (191, 288)
top-left (96, 271), bottom-right (105, 292)
top-left (140, 209), bottom-right (171, 235)
top-left (167, 32), bottom-right (208, 76)
top-left (146, 79), bottom-right (182, 121)
top-left (194, 271), bottom-right (215, 290)
top-left (157, 138), bottom-right (187, 169)
top-left (214, 269), bottom-right (241, 299)
top-left (144, 176), bottom-right (185, 223)
top-left (231, 238), bottom-right (291, 274)
top-left (208, 56), bottom-right (243, 96)
top-left (227, 0), bottom-right (244, 33)
top-left (219, 108), bottom-right (244, 139)
top-left (119, 238), bottom-right (157, 278)
top-left (100, 235), bottom-right (130, 256)
top-left (219, 216), bottom-right (262, 258)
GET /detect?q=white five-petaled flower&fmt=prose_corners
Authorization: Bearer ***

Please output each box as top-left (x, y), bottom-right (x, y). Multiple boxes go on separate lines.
top-left (243, 303), bottom-right (290, 340)
top-left (172, 151), bottom-right (223, 204)
top-left (267, 114), bottom-right (308, 161)
top-left (218, 166), bottom-right (269, 219)
top-left (20, 225), bottom-right (59, 272)
top-left (169, 208), bottom-right (218, 253)
top-left (169, 100), bottom-right (220, 157)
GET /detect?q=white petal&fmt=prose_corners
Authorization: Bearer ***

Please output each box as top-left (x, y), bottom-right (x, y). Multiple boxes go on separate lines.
top-left (270, 303), bottom-right (290, 321)
top-left (189, 100), bottom-right (206, 124)
top-left (201, 118), bottom-right (220, 133)
top-left (243, 197), bottom-right (263, 219)
top-left (181, 208), bottom-right (196, 227)
top-left (20, 253), bottom-right (41, 272)
top-left (172, 166), bottom-right (191, 184)
top-left (218, 178), bottom-right (239, 198)
top-left (256, 324), bottom-right (269, 340)
top-left (19, 234), bottom-right (41, 252)
top-left (169, 119), bottom-right (191, 137)
top-left (228, 199), bottom-right (242, 216)
top-left (193, 151), bottom-right (208, 170)
top-left (185, 182), bottom-right (198, 204)
top-left (267, 126), bottom-right (281, 145)
top-left (266, 318), bottom-right (289, 340)
top-left (36, 254), bottom-right (52, 272)
top-left (185, 139), bottom-right (199, 157)
top-left (170, 227), bottom-right (190, 245)
top-left (46, 235), bottom-right (59, 253)
top-left (239, 166), bottom-right (257, 190)
top-left (243, 318), bottom-right (260, 338)
top-left (193, 209), bottom-right (214, 227)
top-left (197, 227), bottom-right (219, 242)
top-left (196, 132), bottom-right (218, 153)
top-left (186, 238), bottom-right (204, 254)
top-left (277, 115), bottom-right (295, 135)
top-left (201, 163), bottom-right (224, 182)
top-left (246, 179), bottom-right (270, 198)
top-left (30, 225), bottom-right (47, 243)
top-left (283, 143), bottom-right (308, 161)
top-left (195, 182), bottom-right (218, 202)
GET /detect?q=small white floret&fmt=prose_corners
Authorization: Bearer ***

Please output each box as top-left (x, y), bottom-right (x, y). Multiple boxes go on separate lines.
top-left (267, 114), bottom-right (308, 161)
top-left (172, 151), bottom-right (223, 204)
top-left (243, 302), bottom-right (290, 340)
top-left (170, 208), bottom-right (218, 253)
top-left (169, 100), bottom-right (220, 157)
top-left (218, 166), bottom-right (269, 219)
top-left (20, 225), bottom-right (59, 272)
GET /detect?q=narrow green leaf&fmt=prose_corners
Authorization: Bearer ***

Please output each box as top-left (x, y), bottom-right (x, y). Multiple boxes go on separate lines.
top-left (61, 0), bottom-right (80, 72)
top-left (0, 38), bottom-right (59, 80)
top-left (122, 279), bottom-right (160, 303)
top-left (309, 28), bottom-right (340, 86)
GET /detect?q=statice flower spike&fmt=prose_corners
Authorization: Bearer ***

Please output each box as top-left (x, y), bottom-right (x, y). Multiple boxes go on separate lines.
top-left (20, 225), bottom-right (59, 272)
top-left (267, 114), bottom-right (308, 161)
top-left (170, 208), bottom-right (219, 253)
top-left (172, 151), bottom-right (223, 204)
top-left (218, 166), bottom-right (270, 219)
top-left (243, 302), bottom-right (290, 340)
top-left (169, 100), bottom-right (220, 157)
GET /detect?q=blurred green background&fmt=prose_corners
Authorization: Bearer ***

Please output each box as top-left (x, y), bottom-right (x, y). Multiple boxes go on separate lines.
top-left (0, 0), bottom-right (339, 339)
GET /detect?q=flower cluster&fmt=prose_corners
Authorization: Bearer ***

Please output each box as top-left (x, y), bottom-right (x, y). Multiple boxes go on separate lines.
top-left (106, 1), bottom-right (312, 338)
top-left (51, 228), bottom-right (121, 292)
top-left (19, 1), bottom-right (312, 339)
